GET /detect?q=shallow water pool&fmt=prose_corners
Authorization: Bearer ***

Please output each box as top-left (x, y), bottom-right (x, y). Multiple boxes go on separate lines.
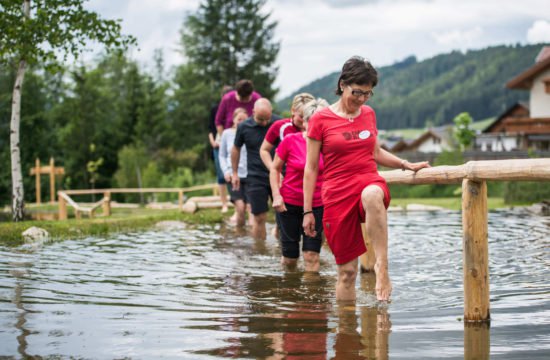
top-left (0, 209), bottom-right (549, 359)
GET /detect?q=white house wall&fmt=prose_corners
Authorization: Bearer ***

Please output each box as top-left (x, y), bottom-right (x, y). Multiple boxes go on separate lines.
top-left (530, 68), bottom-right (550, 117)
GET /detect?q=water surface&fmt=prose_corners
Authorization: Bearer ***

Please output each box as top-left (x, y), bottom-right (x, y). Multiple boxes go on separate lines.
top-left (0, 209), bottom-right (549, 359)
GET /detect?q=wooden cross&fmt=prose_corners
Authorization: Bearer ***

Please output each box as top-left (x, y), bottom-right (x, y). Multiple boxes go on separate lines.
top-left (29, 158), bottom-right (65, 204)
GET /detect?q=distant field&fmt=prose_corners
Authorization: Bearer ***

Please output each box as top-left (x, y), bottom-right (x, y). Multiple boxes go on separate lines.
top-left (381, 117), bottom-right (495, 140)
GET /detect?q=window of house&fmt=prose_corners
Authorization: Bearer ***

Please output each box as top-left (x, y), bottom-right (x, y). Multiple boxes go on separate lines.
top-left (544, 77), bottom-right (550, 94)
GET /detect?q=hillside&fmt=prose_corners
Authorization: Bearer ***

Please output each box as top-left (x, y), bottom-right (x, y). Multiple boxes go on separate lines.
top-left (277, 44), bottom-right (546, 130)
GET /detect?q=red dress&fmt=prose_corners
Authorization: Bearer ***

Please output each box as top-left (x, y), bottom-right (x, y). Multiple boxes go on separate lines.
top-left (307, 105), bottom-right (390, 265)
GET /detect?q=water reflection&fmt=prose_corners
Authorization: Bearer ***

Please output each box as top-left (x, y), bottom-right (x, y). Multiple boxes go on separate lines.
top-left (0, 209), bottom-right (548, 358)
top-left (464, 323), bottom-right (490, 360)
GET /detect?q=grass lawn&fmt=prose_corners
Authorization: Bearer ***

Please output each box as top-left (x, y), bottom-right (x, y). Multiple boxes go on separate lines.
top-left (0, 207), bottom-right (225, 246)
top-left (1, 196), bottom-right (527, 246)
top-left (390, 197), bottom-right (508, 211)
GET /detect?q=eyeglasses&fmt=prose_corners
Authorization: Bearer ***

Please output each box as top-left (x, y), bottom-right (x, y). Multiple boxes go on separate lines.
top-left (347, 85), bottom-right (374, 99)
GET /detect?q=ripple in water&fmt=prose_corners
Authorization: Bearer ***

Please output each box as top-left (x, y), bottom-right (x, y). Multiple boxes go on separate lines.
top-left (0, 209), bottom-right (548, 359)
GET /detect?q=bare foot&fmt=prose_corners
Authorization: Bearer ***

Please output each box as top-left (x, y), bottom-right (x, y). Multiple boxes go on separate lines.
top-left (221, 205), bottom-right (229, 213)
top-left (374, 262), bottom-right (392, 301)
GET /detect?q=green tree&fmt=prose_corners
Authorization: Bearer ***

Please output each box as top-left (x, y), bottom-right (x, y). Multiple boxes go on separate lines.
top-left (452, 112), bottom-right (476, 151)
top-left (180, 0), bottom-right (280, 99)
top-left (0, 0), bottom-right (136, 221)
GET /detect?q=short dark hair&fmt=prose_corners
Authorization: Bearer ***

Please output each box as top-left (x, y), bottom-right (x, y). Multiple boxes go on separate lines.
top-left (335, 56), bottom-right (378, 96)
top-left (235, 79), bottom-right (254, 98)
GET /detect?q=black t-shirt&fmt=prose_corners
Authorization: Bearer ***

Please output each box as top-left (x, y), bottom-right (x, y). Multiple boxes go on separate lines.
top-left (234, 117), bottom-right (273, 180)
top-left (208, 103), bottom-right (218, 137)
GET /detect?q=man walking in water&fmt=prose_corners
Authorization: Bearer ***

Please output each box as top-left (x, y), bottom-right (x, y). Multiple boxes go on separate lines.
top-left (231, 98), bottom-right (274, 239)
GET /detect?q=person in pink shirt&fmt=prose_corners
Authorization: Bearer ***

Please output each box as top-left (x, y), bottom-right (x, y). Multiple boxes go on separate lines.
top-left (215, 79), bottom-right (262, 136)
top-left (269, 98), bottom-right (329, 272)
top-left (259, 92), bottom-right (314, 172)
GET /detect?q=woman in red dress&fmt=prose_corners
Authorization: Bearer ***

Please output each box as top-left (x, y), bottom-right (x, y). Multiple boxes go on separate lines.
top-left (303, 56), bottom-right (430, 302)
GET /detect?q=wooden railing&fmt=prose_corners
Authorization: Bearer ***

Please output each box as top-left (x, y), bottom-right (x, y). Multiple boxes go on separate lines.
top-left (371, 158), bottom-right (549, 323)
top-left (57, 184), bottom-right (217, 220)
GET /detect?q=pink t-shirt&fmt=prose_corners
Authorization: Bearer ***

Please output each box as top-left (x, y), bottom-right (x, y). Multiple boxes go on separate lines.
top-left (264, 118), bottom-right (300, 146)
top-left (214, 90), bottom-right (262, 129)
top-left (276, 132), bottom-right (324, 207)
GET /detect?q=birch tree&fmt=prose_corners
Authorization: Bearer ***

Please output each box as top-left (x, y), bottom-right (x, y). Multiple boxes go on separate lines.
top-left (0, 0), bottom-right (136, 221)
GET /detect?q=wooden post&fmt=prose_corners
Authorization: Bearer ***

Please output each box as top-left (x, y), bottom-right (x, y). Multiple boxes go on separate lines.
top-left (103, 191), bottom-right (111, 216)
top-left (58, 193), bottom-right (67, 220)
top-left (462, 179), bottom-right (490, 322)
top-left (360, 224), bottom-right (376, 271)
top-left (35, 158), bottom-right (41, 204)
top-left (49, 158), bottom-right (55, 204)
top-left (464, 323), bottom-right (490, 360)
top-left (178, 190), bottom-right (184, 211)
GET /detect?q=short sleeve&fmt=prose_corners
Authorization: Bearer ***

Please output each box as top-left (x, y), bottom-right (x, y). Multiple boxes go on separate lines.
top-left (234, 122), bottom-right (245, 148)
top-left (275, 135), bottom-right (290, 162)
top-left (307, 112), bottom-right (323, 141)
top-left (368, 105), bottom-right (378, 137)
top-left (264, 121), bottom-right (279, 145)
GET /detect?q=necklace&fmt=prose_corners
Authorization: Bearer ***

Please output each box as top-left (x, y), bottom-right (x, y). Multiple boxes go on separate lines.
top-left (332, 102), bottom-right (360, 122)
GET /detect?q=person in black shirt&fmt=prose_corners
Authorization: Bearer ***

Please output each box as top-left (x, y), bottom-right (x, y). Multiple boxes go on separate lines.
top-left (231, 98), bottom-right (278, 239)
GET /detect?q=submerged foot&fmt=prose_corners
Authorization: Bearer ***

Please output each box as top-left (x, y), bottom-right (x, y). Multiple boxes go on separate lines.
top-left (374, 262), bottom-right (392, 301)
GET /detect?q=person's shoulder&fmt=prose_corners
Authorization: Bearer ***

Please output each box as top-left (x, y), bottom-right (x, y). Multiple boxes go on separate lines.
top-left (221, 90), bottom-right (236, 102)
top-left (309, 107), bottom-right (332, 122)
top-left (242, 117), bottom-right (255, 126)
top-left (271, 117), bottom-right (291, 128)
top-left (362, 105), bottom-right (375, 114)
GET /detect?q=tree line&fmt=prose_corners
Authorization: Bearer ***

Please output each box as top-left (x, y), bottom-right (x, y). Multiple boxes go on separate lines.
top-left (278, 44), bottom-right (544, 129)
top-left (0, 0), bottom-right (279, 218)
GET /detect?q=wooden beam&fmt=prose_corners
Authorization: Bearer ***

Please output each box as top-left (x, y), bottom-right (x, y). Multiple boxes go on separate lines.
top-left (58, 192), bottom-right (67, 220)
top-left (35, 158), bottom-right (41, 204)
top-left (102, 192), bottom-right (111, 216)
top-left (462, 179), bottom-right (490, 322)
top-left (380, 158), bottom-right (550, 184)
top-left (49, 158), bottom-right (55, 204)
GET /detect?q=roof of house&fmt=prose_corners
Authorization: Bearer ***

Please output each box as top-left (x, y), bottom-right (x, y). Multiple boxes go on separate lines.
top-left (507, 46), bottom-right (550, 89)
top-left (483, 102), bottom-right (529, 133)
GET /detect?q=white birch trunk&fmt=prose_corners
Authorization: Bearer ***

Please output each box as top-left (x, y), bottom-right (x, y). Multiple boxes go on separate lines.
top-left (11, 59), bottom-right (27, 221)
top-left (10, 0), bottom-right (31, 222)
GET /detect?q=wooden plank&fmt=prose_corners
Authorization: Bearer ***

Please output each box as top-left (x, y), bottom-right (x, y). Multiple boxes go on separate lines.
top-left (35, 158), bottom-right (41, 204)
top-left (30, 166), bottom-right (64, 175)
top-left (380, 158), bottom-right (550, 184)
top-left (462, 179), bottom-right (490, 322)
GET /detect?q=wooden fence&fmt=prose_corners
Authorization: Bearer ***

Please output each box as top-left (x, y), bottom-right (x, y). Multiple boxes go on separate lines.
top-left (378, 158), bottom-right (550, 323)
top-left (57, 184), bottom-right (217, 220)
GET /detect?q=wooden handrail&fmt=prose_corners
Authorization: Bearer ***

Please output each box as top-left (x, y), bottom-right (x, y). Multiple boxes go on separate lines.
top-left (62, 184), bottom-right (216, 195)
top-left (380, 158), bottom-right (550, 184)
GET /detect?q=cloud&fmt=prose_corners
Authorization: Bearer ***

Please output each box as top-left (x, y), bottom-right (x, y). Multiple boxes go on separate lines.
top-left (431, 27), bottom-right (484, 47)
top-left (527, 20), bottom-right (550, 43)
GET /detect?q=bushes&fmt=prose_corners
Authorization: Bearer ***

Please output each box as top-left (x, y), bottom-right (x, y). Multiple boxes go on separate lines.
top-left (503, 182), bottom-right (550, 204)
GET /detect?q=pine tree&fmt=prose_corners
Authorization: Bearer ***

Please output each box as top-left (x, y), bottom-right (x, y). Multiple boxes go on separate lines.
top-left (180, 0), bottom-right (280, 99)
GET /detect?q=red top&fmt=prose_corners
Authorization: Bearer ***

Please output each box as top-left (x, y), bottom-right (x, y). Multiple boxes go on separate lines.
top-left (264, 118), bottom-right (301, 147)
top-left (276, 132), bottom-right (324, 207)
top-left (307, 105), bottom-right (379, 207)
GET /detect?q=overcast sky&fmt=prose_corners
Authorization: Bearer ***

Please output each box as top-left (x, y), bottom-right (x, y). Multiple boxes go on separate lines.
top-left (86, 0), bottom-right (550, 99)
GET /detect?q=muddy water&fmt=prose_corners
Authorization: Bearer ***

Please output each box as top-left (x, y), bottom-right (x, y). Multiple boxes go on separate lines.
top-left (0, 209), bottom-right (549, 359)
